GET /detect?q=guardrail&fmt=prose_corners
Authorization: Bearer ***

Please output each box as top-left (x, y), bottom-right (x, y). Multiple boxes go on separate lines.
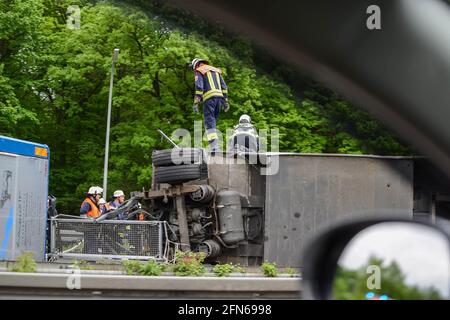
top-left (0, 272), bottom-right (301, 299)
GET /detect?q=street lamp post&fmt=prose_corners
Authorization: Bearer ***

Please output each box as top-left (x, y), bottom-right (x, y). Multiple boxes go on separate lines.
top-left (103, 48), bottom-right (120, 198)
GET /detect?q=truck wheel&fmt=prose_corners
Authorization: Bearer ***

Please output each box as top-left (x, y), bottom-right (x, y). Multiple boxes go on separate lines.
top-left (152, 148), bottom-right (203, 167)
top-left (154, 164), bottom-right (207, 184)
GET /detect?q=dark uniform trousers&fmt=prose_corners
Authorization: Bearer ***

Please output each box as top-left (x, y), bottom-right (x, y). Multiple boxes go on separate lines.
top-left (203, 97), bottom-right (224, 133)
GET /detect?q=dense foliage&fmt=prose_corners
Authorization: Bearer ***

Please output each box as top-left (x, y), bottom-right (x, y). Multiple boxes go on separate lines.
top-left (0, 0), bottom-right (412, 213)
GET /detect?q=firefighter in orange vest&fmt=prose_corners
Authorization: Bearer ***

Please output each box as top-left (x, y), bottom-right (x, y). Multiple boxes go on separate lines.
top-left (191, 58), bottom-right (229, 153)
top-left (80, 186), bottom-right (103, 218)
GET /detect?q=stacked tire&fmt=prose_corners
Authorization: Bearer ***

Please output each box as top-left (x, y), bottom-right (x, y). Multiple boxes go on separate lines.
top-left (152, 148), bottom-right (207, 184)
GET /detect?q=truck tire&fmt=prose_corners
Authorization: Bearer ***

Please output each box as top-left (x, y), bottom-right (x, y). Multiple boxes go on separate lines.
top-left (152, 148), bottom-right (203, 167)
top-left (154, 164), bottom-right (207, 184)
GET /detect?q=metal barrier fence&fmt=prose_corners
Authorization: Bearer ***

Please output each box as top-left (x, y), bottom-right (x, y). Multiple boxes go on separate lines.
top-left (48, 218), bottom-right (173, 262)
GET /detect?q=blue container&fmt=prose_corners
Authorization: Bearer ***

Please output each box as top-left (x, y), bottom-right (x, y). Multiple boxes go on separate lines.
top-left (0, 135), bottom-right (50, 262)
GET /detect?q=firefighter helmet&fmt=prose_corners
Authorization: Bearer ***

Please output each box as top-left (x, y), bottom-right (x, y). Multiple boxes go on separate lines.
top-left (191, 58), bottom-right (209, 70)
top-left (87, 186), bottom-right (103, 195)
top-left (239, 114), bottom-right (251, 124)
top-left (113, 190), bottom-right (125, 198)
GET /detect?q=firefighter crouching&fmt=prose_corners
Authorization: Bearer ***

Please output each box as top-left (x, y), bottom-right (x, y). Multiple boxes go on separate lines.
top-left (228, 114), bottom-right (259, 155)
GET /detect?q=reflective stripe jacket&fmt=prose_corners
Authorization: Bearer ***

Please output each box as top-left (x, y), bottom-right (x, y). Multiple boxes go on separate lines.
top-left (194, 64), bottom-right (228, 101)
top-left (232, 123), bottom-right (259, 138)
top-left (228, 123), bottom-right (259, 152)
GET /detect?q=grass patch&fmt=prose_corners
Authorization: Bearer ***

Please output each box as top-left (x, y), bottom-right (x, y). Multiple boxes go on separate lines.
top-left (122, 260), bottom-right (166, 276)
top-left (9, 252), bottom-right (37, 273)
top-left (213, 263), bottom-right (235, 277)
top-left (172, 250), bottom-right (206, 277)
top-left (261, 262), bottom-right (278, 277)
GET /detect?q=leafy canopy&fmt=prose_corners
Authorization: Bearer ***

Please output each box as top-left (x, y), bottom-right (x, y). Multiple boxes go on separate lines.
top-left (0, 0), bottom-right (412, 213)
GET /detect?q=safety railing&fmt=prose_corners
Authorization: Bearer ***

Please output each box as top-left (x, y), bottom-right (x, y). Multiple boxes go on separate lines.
top-left (48, 217), bottom-right (174, 262)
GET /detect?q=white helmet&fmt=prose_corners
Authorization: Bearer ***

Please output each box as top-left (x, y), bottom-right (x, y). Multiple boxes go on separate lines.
top-left (87, 186), bottom-right (103, 195)
top-left (113, 190), bottom-right (125, 198)
top-left (191, 58), bottom-right (208, 70)
top-left (239, 114), bottom-right (251, 124)
top-left (98, 198), bottom-right (106, 205)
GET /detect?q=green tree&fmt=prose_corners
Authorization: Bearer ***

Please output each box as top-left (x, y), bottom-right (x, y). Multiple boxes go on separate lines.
top-left (333, 256), bottom-right (444, 300)
top-left (0, 0), bottom-right (42, 133)
top-left (0, 0), bottom-right (413, 213)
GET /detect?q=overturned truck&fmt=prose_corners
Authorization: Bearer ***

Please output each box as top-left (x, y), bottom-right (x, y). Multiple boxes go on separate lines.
top-left (50, 147), bottom-right (414, 267)
top-left (109, 148), bottom-right (266, 265)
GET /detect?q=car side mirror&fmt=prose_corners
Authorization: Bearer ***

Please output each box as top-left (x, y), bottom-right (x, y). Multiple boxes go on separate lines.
top-left (302, 217), bottom-right (450, 300)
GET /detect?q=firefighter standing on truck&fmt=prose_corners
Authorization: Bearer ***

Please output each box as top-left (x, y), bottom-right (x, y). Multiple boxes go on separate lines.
top-left (80, 186), bottom-right (103, 218)
top-left (191, 58), bottom-right (230, 153)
